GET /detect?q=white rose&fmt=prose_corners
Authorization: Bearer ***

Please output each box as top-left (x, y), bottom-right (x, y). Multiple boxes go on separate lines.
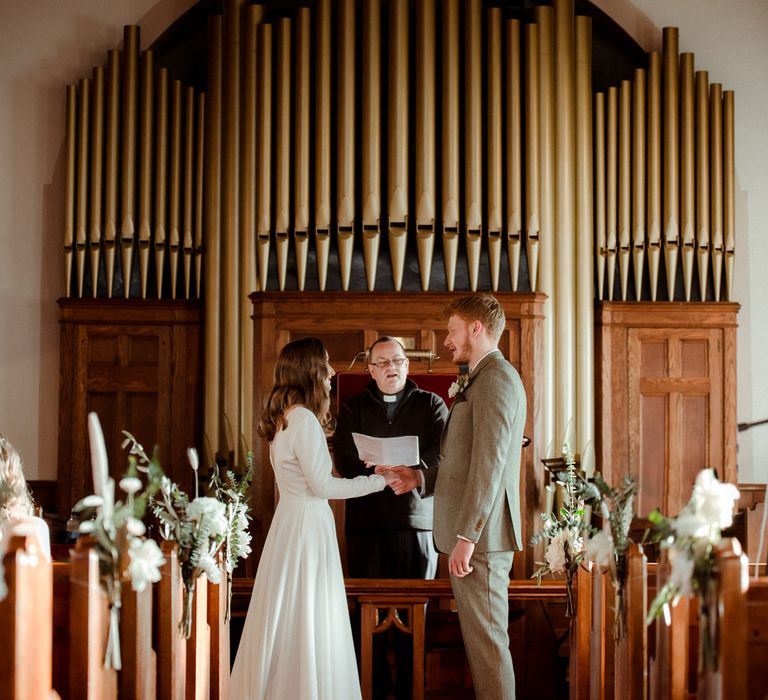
top-left (545, 531), bottom-right (568, 574)
top-left (672, 511), bottom-right (710, 539)
top-left (583, 530), bottom-right (614, 571)
top-left (187, 497), bottom-right (228, 536)
top-left (198, 552), bottom-right (222, 584)
top-left (126, 517), bottom-right (146, 537)
top-left (692, 469), bottom-right (740, 530)
top-left (119, 476), bottom-right (143, 496)
top-left (128, 538), bottom-right (165, 592)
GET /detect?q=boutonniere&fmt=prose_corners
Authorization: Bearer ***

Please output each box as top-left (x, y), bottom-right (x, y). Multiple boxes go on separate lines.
top-left (448, 373), bottom-right (470, 399)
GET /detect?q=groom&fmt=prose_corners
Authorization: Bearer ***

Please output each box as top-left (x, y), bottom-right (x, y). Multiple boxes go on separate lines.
top-left (385, 294), bottom-right (526, 699)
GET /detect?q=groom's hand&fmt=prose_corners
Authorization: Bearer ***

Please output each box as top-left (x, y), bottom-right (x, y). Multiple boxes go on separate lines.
top-left (375, 465), bottom-right (419, 494)
top-left (449, 538), bottom-right (475, 577)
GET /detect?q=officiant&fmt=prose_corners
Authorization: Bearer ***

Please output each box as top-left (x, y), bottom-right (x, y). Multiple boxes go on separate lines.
top-left (333, 336), bottom-right (447, 699)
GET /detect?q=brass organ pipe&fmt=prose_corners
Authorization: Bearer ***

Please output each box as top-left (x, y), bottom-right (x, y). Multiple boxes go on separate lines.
top-left (710, 83), bottom-right (723, 301)
top-left (534, 4), bottom-right (556, 458)
top-left (415, 0), bottom-right (436, 291)
top-left (662, 27), bottom-right (680, 300)
top-left (606, 86), bottom-right (618, 301)
top-left (647, 52), bottom-right (662, 300)
top-left (121, 26), bottom-right (139, 299)
top-left (696, 70), bottom-right (710, 300)
top-left (138, 52), bottom-right (153, 299)
top-left (388, 0), bottom-right (409, 291)
top-left (183, 86), bottom-right (195, 299)
top-left (524, 23), bottom-right (540, 292)
top-left (240, 5), bottom-right (263, 464)
top-left (362, 0), bottom-right (381, 291)
top-left (486, 8), bottom-right (503, 292)
top-left (723, 91), bottom-right (735, 300)
top-left (222, 0), bottom-right (242, 461)
top-left (76, 77), bottom-right (90, 298)
top-left (204, 15), bottom-right (223, 460)
top-left (632, 69), bottom-right (646, 301)
top-left (618, 79), bottom-right (631, 301)
top-left (104, 49), bottom-right (120, 298)
top-left (594, 92), bottom-right (606, 299)
top-left (195, 93), bottom-right (204, 299)
top-left (154, 68), bottom-right (168, 297)
top-left (680, 53), bottom-right (695, 300)
top-left (464, 0), bottom-right (482, 291)
top-left (507, 19), bottom-right (522, 292)
top-left (554, 0), bottom-right (576, 450)
top-left (575, 15), bottom-right (594, 474)
top-left (294, 8), bottom-right (310, 291)
top-left (337, 0), bottom-right (355, 291)
top-left (315, 0), bottom-right (331, 291)
top-left (441, 0), bottom-right (460, 291)
top-left (169, 79), bottom-right (182, 299)
top-left (64, 85), bottom-right (76, 296)
top-left (256, 23), bottom-right (273, 292)
top-left (240, 4), bottom-right (258, 299)
top-left (90, 67), bottom-right (105, 298)
top-left (275, 18), bottom-right (291, 291)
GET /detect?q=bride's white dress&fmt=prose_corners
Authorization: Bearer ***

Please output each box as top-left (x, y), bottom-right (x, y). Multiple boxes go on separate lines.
top-left (230, 406), bottom-right (386, 699)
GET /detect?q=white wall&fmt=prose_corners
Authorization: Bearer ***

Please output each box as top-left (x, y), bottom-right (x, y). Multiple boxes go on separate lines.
top-left (1, 0), bottom-right (767, 483)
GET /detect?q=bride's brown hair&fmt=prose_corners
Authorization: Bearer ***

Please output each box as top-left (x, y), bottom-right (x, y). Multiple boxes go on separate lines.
top-left (257, 337), bottom-right (332, 442)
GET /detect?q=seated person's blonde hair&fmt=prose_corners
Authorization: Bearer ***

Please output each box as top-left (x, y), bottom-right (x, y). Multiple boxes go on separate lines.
top-left (0, 435), bottom-right (34, 525)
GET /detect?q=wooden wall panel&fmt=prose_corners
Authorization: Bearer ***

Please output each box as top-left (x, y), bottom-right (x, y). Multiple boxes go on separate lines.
top-left (597, 302), bottom-right (737, 518)
top-left (57, 300), bottom-right (203, 515)
top-left (250, 291), bottom-right (546, 578)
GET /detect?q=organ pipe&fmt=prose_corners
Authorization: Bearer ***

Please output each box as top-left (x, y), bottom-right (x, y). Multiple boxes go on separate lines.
top-left (524, 24), bottom-right (540, 293)
top-left (294, 8), bottom-right (310, 291)
top-left (441, 0), bottom-right (460, 291)
top-left (487, 8), bottom-right (503, 292)
top-left (464, 0), bottom-right (482, 291)
top-left (710, 83), bottom-right (724, 301)
top-left (315, 0), bottom-right (331, 291)
top-left (183, 86), bottom-right (195, 299)
top-left (618, 79), bottom-right (631, 301)
top-left (76, 77), bottom-right (90, 298)
top-left (632, 68), bottom-right (646, 301)
top-left (337, 0), bottom-right (355, 291)
top-left (362, 0), bottom-right (381, 291)
top-left (138, 53), bottom-right (153, 298)
top-left (507, 19), bottom-right (522, 292)
top-left (154, 68), bottom-right (169, 297)
top-left (64, 85), bottom-right (76, 296)
top-left (662, 27), bottom-right (680, 300)
top-left (121, 26), bottom-right (139, 299)
top-left (104, 49), bottom-right (120, 298)
top-left (606, 86), bottom-right (618, 301)
top-left (90, 67), bottom-right (105, 299)
top-left (415, 0), bottom-right (436, 291)
top-left (594, 92), bottom-right (606, 299)
top-left (647, 52), bottom-right (662, 300)
top-left (256, 23), bottom-right (272, 291)
top-left (275, 18), bottom-right (291, 291)
top-left (723, 91), bottom-right (735, 301)
top-left (696, 70), bottom-right (710, 300)
top-left (169, 79), bottom-right (182, 299)
top-left (680, 53), bottom-right (695, 300)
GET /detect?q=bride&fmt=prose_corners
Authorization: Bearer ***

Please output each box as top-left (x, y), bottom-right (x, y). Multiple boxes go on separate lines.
top-left (230, 337), bottom-right (395, 699)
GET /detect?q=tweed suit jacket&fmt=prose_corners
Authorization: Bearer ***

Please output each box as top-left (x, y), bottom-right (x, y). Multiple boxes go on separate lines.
top-left (423, 350), bottom-right (526, 554)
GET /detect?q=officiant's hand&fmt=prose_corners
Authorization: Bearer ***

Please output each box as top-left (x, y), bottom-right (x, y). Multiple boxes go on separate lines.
top-left (375, 465), bottom-right (419, 495)
top-left (449, 538), bottom-right (475, 577)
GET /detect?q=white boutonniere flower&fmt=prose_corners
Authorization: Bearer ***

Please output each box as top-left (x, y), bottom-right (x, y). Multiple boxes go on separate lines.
top-left (448, 374), bottom-right (470, 398)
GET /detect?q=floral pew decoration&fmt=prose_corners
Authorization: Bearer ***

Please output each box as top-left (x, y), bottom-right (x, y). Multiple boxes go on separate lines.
top-left (72, 412), bottom-right (166, 671)
top-left (579, 472), bottom-right (638, 639)
top-left (128, 439), bottom-right (254, 638)
top-left (645, 468), bottom-right (740, 672)
top-left (530, 442), bottom-right (589, 617)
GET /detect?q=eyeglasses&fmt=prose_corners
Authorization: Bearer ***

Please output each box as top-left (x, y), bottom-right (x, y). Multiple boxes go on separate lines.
top-left (369, 357), bottom-right (407, 369)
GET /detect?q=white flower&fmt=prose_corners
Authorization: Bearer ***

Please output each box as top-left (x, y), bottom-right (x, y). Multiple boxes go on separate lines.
top-left (545, 531), bottom-right (568, 574)
top-left (672, 511), bottom-right (711, 539)
top-left (691, 469), bottom-right (740, 530)
top-left (668, 546), bottom-right (695, 597)
top-left (77, 494), bottom-right (105, 509)
top-left (187, 497), bottom-right (228, 536)
top-left (583, 530), bottom-right (615, 571)
top-left (160, 476), bottom-right (173, 495)
top-left (79, 520), bottom-right (96, 533)
top-left (198, 552), bottom-right (221, 583)
top-left (126, 517), bottom-right (146, 537)
top-left (128, 538), bottom-right (165, 592)
top-left (187, 448), bottom-right (199, 473)
top-left (119, 476), bottom-right (143, 496)
top-left (447, 374), bottom-right (469, 399)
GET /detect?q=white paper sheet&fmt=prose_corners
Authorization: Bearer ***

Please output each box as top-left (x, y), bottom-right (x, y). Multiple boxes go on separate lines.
top-left (351, 432), bottom-right (420, 466)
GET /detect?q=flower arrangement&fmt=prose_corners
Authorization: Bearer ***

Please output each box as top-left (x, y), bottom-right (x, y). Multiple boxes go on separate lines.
top-left (447, 372), bottom-right (470, 399)
top-left (580, 473), bottom-right (637, 639)
top-left (73, 426), bottom-right (166, 670)
top-left (530, 443), bottom-right (588, 617)
top-left (207, 451), bottom-right (254, 622)
top-left (646, 468), bottom-right (740, 671)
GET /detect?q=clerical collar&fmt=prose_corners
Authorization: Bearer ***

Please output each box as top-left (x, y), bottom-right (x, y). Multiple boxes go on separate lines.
top-left (382, 393), bottom-right (398, 403)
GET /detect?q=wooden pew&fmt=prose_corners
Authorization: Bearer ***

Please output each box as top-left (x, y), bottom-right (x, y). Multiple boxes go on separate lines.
top-left (0, 533), bottom-right (58, 700)
top-left (570, 563), bottom-right (593, 700)
top-left (119, 585), bottom-right (156, 699)
top-left (156, 540), bottom-right (186, 700)
top-left (207, 558), bottom-right (230, 700)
